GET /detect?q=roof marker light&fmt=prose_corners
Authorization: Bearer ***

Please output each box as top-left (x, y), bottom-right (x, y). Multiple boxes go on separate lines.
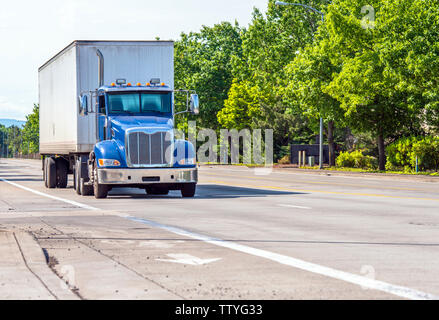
top-left (161, 83), bottom-right (165, 86)
top-left (111, 83), bottom-right (116, 87)
top-left (127, 83), bottom-right (132, 87)
top-left (150, 78), bottom-right (160, 85)
top-left (146, 83), bottom-right (151, 86)
top-left (137, 83), bottom-right (142, 86)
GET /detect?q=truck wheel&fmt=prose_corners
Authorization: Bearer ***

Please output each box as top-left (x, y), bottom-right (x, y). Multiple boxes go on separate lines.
top-left (145, 186), bottom-right (169, 195)
top-left (93, 162), bottom-right (108, 199)
top-left (46, 157), bottom-right (57, 189)
top-left (80, 178), bottom-right (93, 196)
top-left (181, 183), bottom-right (196, 198)
top-left (43, 158), bottom-right (48, 188)
top-left (74, 160), bottom-right (81, 195)
top-left (73, 166), bottom-right (77, 191)
top-left (56, 158), bottom-right (68, 189)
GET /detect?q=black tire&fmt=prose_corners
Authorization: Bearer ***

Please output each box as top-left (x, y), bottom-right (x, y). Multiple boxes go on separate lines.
top-left (43, 158), bottom-right (48, 188)
top-left (181, 183), bottom-right (196, 198)
top-left (56, 158), bottom-right (68, 189)
top-left (75, 160), bottom-right (81, 195)
top-left (80, 178), bottom-right (93, 196)
top-left (46, 157), bottom-right (57, 189)
top-left (145, 186), bottom-right (169, 195)
top-left (73, 166), bottom-right (77, 192)
top-left (93, 162), bottom-right (108, 199)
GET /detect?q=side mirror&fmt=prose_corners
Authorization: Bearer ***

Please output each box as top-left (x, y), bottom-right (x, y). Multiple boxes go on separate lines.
top-left (79, 95), bottom-right (88, 115)
top-left (190, 94), bottom-right (200, 115)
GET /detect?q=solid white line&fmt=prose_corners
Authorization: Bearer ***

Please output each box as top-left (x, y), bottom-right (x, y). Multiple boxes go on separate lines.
top-left (0, 178), bottom-right (100, 211)
top-left (127, 216), bottom-right (438, 300)
top-left (278, 204), bottom-right (312, 210)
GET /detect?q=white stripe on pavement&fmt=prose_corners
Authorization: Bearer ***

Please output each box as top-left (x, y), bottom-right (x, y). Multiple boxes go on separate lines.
top-left (127, 216), bottom-right (439, 301)
top-left (0, 178), bottom-right (100, 211)
top-left (278, 204), bottom-right (312, 210)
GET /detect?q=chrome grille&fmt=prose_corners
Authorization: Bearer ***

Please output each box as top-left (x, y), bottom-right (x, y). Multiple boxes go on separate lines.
top-left (126, 131), bottom-right (172, 167)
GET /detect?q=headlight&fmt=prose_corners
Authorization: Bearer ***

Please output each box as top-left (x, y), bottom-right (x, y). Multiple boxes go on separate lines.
top-left (98, 159), bottom-right (121, 167)
top-left (178, 158), bottom-right (196, 165)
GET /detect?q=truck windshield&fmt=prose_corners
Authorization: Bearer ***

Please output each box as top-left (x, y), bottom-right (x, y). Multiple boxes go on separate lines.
top-left (108, 92), bottom-right (172, 114)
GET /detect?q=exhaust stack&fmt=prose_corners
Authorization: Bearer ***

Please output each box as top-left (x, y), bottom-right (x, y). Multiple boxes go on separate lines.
top-left (96, 49), bottom-right (104, 87)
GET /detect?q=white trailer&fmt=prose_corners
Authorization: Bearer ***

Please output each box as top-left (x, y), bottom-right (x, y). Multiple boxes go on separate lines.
top-left (39, 40), bottom-right (174, 155)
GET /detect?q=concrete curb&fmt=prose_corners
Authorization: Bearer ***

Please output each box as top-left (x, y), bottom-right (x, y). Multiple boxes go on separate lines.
top-left (12, 231), bottom-right (79, 300)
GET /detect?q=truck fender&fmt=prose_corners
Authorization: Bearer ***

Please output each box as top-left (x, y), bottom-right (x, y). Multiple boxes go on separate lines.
top-left (174, 139), bottom-right (196, 167)
top-left (93, 140), bottom-right (125, 168)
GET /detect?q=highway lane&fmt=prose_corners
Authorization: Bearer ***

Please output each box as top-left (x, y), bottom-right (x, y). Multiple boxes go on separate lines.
top-left (1, 158), bottom-right (439, 299)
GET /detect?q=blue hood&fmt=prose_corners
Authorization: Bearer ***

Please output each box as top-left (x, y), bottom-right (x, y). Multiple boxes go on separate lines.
top-left (108, 116), bottom-right (174, 161)
top-left (109, 115), bottom-right (173, 132)
top-left (94, 115), bottom-right (196, 169)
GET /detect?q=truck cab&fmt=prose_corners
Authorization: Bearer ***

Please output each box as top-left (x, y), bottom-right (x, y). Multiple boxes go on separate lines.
top-left (88, 80), bottom-right (199, 198)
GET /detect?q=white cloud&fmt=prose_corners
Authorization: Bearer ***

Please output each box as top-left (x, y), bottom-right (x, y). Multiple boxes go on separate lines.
top-left (0, 96), bottom-right (32, 120)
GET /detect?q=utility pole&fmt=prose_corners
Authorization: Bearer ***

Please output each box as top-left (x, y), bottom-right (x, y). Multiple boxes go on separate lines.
top-left (275, 1), bottom-right (325, 169)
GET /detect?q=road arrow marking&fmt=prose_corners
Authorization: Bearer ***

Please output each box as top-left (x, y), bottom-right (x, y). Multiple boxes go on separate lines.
top-left (156, 254), bottom-right (221, 266)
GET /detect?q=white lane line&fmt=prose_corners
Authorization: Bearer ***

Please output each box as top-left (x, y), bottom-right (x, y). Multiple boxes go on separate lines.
top-left (126, 216), bottom-right (438, 300)
top-left (2, 178), bottom-right (437, 300)
top-left (156, 254), bottom-right (221, 266)
top-left (0, 178), bottom-right (100, 211)
top-left (278, 204), bottom-right (312, 210)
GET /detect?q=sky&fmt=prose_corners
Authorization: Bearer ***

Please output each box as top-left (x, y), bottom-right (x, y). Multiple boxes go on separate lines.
top-left (0, 0), bottom-right (269, 120)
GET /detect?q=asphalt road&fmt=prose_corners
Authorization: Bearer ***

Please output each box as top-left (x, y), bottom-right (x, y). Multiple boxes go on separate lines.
top-left (1, 158), bottom-right (439, 300)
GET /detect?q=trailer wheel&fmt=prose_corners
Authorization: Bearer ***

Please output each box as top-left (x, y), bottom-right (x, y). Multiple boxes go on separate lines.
top-left (74, 160), bottom-right (81, 195)
top-left (93, 162), bottom-right (108, 199)
top-left (80, 178), bottom-right (93, 196)
top-left (56, 158), bottom-right (68, 189)
top-left (46, 157), bottom-right (57, 189)
top-left (181, 183), bottom-right (196, 198)
top-left (43, 158), bottom-right (48, 188)
top-left (73, 166), bottom-right (77, 191)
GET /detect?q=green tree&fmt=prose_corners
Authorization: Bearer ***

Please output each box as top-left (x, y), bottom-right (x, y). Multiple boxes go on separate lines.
top-left (217, 79), bottom-right (261, 130)
top-left (377, 0), bottom-right (439, 132)
top-left (6, 125), bottom-right (22, 156)
top-left (286, 35), bottom-right (345, 166)
top-left (22, 104), bottom-right (39, 154)
top-left (174, 22), bottom-right (243, 131)
top-left (219, 0), bottom-right (323, 159)
top-left (320, 0), bottom-right (434, 170)
top-left (0, 124), bottom-right (7, 157)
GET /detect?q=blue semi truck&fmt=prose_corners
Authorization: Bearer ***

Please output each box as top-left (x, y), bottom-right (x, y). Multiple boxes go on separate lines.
top-left (39, 41), bottom-right (199, 199)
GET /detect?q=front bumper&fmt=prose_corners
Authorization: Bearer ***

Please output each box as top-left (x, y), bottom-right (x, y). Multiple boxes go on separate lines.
top-left (97, 167), bottom-right (198, 185)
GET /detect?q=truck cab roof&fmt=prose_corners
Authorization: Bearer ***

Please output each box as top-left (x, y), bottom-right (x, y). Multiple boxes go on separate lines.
top-left (100, 85), bottom-right (173, 93)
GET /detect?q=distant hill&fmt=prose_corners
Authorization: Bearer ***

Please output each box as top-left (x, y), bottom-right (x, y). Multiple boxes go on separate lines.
top-left (0, 119), bottom-right (26, 128)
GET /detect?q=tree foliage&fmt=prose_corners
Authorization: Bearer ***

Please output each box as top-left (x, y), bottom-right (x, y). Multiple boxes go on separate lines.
top-left (304, 0), bottom-right (439, 169)
top-left (174, 22), bottom-right (243, 131)
top-left (21, 104), bottom-right (39, 154)
top-left (0, 104), bottom-right (39, 157)
top-left (219, 1), bottom-right (324, 158)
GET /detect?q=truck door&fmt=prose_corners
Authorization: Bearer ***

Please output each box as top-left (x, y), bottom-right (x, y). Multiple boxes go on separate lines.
top-left (97, 94), bottom-right (107, 141)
